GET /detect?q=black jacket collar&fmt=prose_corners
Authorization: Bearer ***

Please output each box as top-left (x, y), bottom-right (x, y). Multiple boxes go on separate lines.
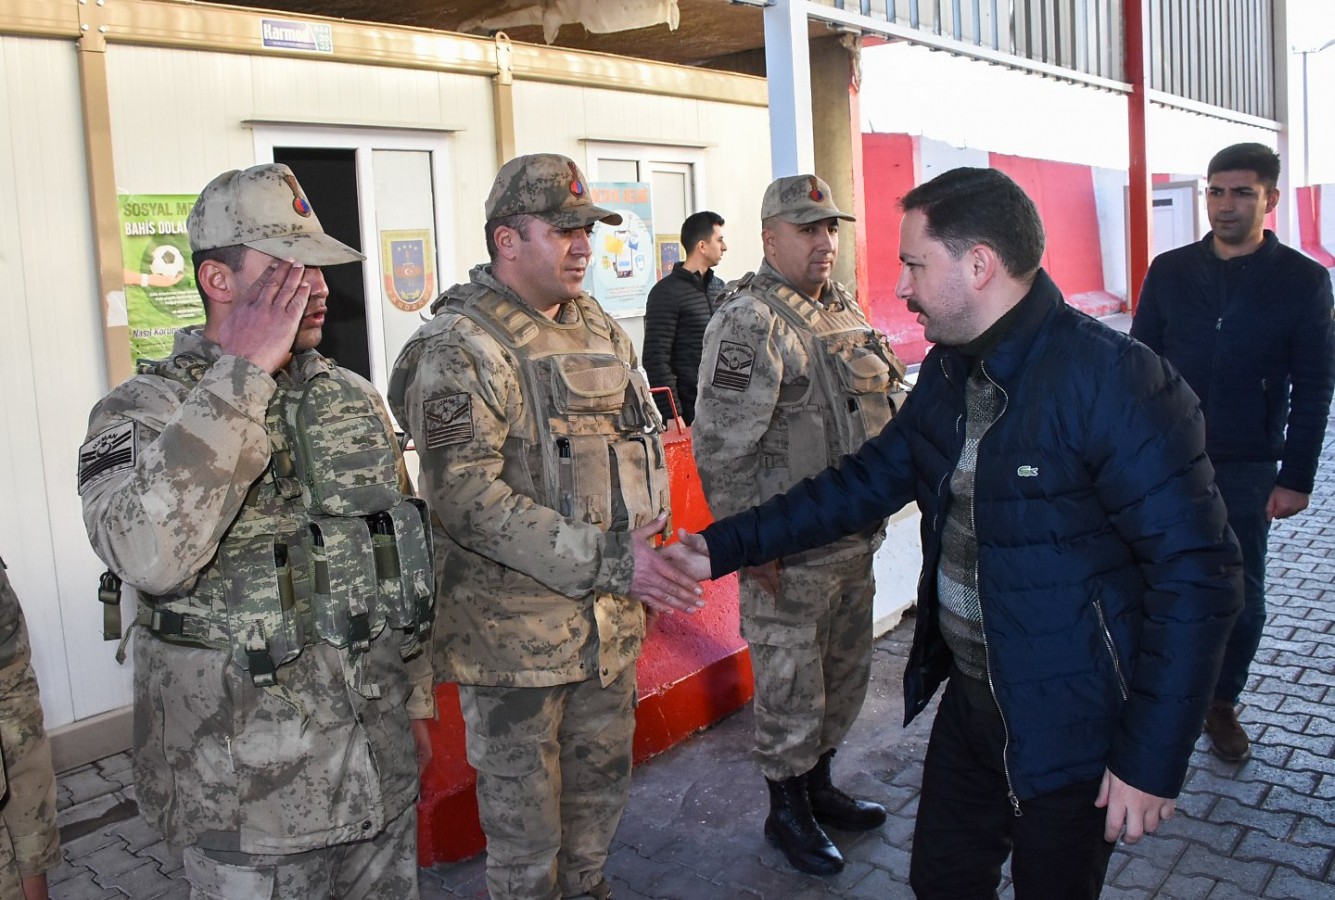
top-left (938, 268), bottom-right (1064, 388)
top-left (1196, 229), bottom-right (1279, 267)
top-left (669, 262), bottom-right (718, 289)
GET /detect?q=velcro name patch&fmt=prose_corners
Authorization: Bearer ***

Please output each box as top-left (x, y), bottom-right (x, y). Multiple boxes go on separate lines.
top-left (712, 341), bottom-right (755, 392)
top-left (78, 422), bottom-right (137, 494)
top-left (424, 393), bottom-right (474, 449)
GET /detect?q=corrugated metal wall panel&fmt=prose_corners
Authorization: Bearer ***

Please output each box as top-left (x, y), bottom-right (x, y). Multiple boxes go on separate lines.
top-left (1148, 0), bottom-right (1274, 120)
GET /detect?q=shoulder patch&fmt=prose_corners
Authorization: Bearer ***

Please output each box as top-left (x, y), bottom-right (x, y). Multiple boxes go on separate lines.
top-left (78, 422), bottom-right (137, 494)
top-left (713, 341), bottom-right (756, 392)
top-left (423, 393), bottom-right (474, 450)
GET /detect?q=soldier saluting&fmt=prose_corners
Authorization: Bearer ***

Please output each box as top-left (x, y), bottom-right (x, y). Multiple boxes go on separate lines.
top-left (80, 164), bottom-right (434, 899)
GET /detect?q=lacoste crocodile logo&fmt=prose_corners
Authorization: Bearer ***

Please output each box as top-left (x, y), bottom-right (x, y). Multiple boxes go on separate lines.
top-left (1017, 465), bottom-right (1039, 477)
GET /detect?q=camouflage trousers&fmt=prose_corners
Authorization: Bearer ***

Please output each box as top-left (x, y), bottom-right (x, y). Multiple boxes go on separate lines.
top-left (740, 548), bottom-right (876, 781)
top-left (459, 669), bottom-right (636, 900)
top-left (180, 803), bottom-right (419, 899)
top-left (0, 579), bottom-right (61, 895)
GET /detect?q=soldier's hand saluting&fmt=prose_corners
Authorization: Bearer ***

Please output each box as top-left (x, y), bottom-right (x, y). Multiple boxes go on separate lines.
top-left (216, 258), bottom-right (311, 374)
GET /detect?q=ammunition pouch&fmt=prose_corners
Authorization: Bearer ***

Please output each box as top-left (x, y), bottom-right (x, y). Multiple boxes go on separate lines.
top-left (455, 292), bottom-right (671, 537)
top-left (117, 353), bottom-right (434, 687)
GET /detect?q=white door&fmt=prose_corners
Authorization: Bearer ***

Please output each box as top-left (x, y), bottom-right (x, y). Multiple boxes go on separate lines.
top-left (251, 126), bottom-right (455, 397)
top-left (1150, 180), bottom-right (1205, 258)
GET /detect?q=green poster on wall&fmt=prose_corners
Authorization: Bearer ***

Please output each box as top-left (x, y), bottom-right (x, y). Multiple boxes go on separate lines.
top-left (118, 194), bottom-right (202, 362)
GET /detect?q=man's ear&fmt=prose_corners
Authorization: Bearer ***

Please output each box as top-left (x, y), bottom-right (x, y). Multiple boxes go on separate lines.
top-left (493, 224), bottom-right (522, 261)
top-left (1264, 187), bottom-right (1280, 215)
top-left (969, 243), bottom-right (1001, 289)
top-left (196, 259), bottom-right (233, 306)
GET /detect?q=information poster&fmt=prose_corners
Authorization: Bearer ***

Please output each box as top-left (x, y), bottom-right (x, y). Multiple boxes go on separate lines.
top-left (119, 194), bottom-right (202, 361)
top-left (583, 183), bottom-right (654, 316)
top-left (655, 236), bottom-right (683, 282)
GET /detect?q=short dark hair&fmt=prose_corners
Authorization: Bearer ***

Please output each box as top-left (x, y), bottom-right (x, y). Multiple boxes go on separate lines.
top-left (680, 211), bottom-right (724, 254)
top-left (900, 167), bottom-right (1044, 281)
top-left (485, 214), bottom-right (534, 261)
top-left (1207, 142), bottom-right (1280, 189)
top-left (191, 244), bottom-right (251, 314)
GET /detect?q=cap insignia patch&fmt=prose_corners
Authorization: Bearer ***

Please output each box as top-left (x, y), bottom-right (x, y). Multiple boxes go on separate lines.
top-left (283, 173), bottom-right (313, 217)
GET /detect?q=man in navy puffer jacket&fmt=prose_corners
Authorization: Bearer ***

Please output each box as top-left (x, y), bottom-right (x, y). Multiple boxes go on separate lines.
top-left (664, 168), bottom-right (1242, 899)
top-left (1132, 142), bottom-right (1335, 764)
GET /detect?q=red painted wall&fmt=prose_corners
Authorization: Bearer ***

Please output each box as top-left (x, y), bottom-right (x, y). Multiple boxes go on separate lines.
top-left (415, 426), bottom-right (751, 866)
top-left (862, 133), bottom-right (929, 364)
top-left (1297, 185), bottom-right (1335, 267)
top-left (860, 135), bottom-right (1122, 366)
top-left (988, 153), bottom-right (1105, 297)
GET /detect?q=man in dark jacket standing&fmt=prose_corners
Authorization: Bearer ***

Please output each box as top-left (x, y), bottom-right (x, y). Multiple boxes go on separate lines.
top-left (1131, 143), bottom-right (1335, 763)
top-left (642, 210), bottom-right (727, 424)
top-left (662, 167), bottom-right (1242, 899)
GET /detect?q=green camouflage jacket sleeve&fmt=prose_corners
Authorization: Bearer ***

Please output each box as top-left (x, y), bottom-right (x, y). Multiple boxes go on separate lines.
top-left (79, 352), bottom-right (276, 596)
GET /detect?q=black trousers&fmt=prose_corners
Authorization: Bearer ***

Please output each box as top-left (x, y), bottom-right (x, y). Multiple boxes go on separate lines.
top-left (910, 671), bottom-right (1116, 900)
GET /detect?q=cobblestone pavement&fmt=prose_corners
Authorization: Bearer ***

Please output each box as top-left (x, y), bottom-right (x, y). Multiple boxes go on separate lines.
top-left (50, 419), bottom-right (1335, 898)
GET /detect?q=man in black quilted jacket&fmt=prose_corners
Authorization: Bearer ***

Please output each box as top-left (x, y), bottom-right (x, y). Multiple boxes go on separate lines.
top-left (643, 211), bottom-right (727, 424)
top-left (1132, 142), bottom-right (1335, 763)
top-left (664, 167), bottom-right (1242, 900)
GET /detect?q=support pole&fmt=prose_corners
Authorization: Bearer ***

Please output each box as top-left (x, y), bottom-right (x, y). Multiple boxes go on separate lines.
top-left (763, 0), bottom-right (815, 176)
top-left (492, 33), bottom-right (517, 167)
top-left (77, 0), bottom-right (132, 386)
top-left (1125, 0), bottom-right (1152, 310)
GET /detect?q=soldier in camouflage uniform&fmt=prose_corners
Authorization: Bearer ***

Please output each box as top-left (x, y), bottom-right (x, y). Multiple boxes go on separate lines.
top-left (693, 174), bottom-right (906, 876)
top-left (0, 559), bottom-right (61, 900)
top-left (389, 153), bottom-right (704, 900)
top-left (79, 164), bottom-right (434, 900)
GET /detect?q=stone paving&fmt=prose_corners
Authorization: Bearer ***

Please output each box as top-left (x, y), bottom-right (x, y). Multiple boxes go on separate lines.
top-left (49, 418), bottom-right (1335, 898)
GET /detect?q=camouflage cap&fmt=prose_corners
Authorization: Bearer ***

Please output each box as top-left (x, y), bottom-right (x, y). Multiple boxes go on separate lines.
top-left (760, 174), bottom-right (856, 224)
top-left (485, 153), bottom-right (623, 228)
top-left (187, 163), bottom-right (365, 266)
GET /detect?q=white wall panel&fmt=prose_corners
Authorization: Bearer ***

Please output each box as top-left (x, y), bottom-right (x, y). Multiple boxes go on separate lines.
top-left (696, 99), bottom-right (771, 285)
top-left (105, 44), bottom-right (500, 341)
top-left (108, 47), bottom-right (255, 192)
top-left (861, 39), bottom-right (1274, 179)
top-left (510, 81), bottom-right (770, 283)
top-left (0, 33), bottom-right (771, 733)
top-left (0, 36), bottom-right (135, 728)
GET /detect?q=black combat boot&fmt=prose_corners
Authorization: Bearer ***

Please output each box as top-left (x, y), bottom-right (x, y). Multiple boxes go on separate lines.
top-left (807, 749), bottom-right (887, 831)
top-left (764, 774), bottom-right (845, 875)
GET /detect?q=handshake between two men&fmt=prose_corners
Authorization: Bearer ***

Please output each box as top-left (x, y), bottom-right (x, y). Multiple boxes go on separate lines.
top-left (625, 514), bottom-right (716, 615)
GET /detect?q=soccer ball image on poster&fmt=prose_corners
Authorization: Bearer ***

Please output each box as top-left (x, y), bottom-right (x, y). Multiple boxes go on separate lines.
top-left (119, 194), bottom-right (204, 362)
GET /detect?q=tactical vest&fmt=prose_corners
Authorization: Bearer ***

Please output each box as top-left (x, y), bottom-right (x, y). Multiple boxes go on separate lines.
top-left (436, 283), bottom-right (670, 534)
top-left (735, 271), bottom-right (906, 502)
top-left (123, 353), bottom-right (433, 691)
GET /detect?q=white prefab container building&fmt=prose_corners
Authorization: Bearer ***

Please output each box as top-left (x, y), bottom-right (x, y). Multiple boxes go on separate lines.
top-left (0, 0), bottom-right (775, 768)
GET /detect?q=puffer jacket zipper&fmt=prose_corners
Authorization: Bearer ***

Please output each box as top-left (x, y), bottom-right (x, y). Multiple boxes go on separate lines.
top-left (970, 363), bottom-right (1022, 816)
top-left (1094, 598), bottom-right (1130, 701)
